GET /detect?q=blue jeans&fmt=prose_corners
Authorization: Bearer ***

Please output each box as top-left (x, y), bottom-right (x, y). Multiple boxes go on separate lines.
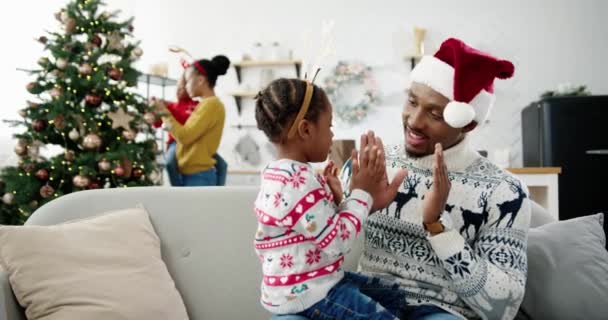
top-left (273, 272), bottom-right (459, 320)
top-left (165, 142), bottom-right (182, 186)
top-left (182, 168), bottom-right (217, 186)
top-left (165, 141), bottom-right (227, 186)
top-left (214, 153), bottom-right (228, 186)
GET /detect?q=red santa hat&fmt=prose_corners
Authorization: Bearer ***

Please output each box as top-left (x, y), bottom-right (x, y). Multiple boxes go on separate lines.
top-left (410, 38), bottom-right (514, 128)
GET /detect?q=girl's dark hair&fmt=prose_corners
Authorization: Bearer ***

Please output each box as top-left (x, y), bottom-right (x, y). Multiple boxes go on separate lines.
top-left (193, 55), bottom-right (231, 87)
top-left (255, 78), bottom-right (328, 143)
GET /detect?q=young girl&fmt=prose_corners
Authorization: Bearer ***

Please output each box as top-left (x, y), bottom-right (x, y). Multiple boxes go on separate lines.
top-left (155, 55), bottom-right (230, 186)
top-left (155, 74), bottom-right (228, 186)
top-left (253, 78), bottom-right (403, 319)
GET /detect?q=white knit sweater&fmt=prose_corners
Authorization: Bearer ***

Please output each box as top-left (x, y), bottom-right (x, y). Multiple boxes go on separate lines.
top-left (341, 139), bottom-right (532, 320)
top-left (254, 159), bottom-right (372, 314)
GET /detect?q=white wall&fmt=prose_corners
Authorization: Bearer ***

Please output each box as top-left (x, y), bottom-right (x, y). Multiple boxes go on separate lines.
top-left (2, 0), bottom-right (607, 170)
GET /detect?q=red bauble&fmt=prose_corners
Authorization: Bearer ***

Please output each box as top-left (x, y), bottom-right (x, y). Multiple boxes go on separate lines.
top-left (132, 167), bottom-right (144, 179)
top-left (114, 166), bottom-right (125, 177)
top-left (35, 169), bottom-right (49, 181)
top-left (107, 68), bottom-right (123, 81)
top-left (38, 36), bottom-right (48, 44)
top-left (85, 94), bottom-right (102, 107)
top-left (32, 119), bottom-right (47, 132)
top-left (91, 34), bottom-right (102, 47)
top-left (88, 181), bottom-right (101, 189)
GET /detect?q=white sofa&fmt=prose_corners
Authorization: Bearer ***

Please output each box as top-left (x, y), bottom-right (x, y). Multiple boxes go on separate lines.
top-left (0, 186), bottom-right (555, 320)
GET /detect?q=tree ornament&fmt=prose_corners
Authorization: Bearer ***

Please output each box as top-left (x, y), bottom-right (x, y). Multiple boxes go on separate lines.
top-left (56, 58), bottom-right (68, 70)
top-left (131, 47), bottom-right (143, 59)
top-left (107, 68), bottom-right (123, 80)
top-left (14, 144), bottom-right (27, 156)
top-left (40, 185), bottom-right (55, 198)
top-left (32, 119), bottom-right (47, 132)
top-left (65, 150), bottom-right (76, 161)
top-left (98, 159), bottom-right (111, 171)
top-left (73, 175), bottom-right (90, 188)
top-left (2, 193), bottom-right (15, 204)
top-left (88, 180), bottom-right (101, 189)
top-left (149, 169), bottom-right (161, 184)
top-left (26, 82), bottom-right (39, 93)
top-left (107, 108), bottom-right (134, 130)
top-left (85, 93), bottom-right (102, 107)
top-left (35, 169), bottom-right (49, 181)
top-left (53, 115), bottom-right (65, 130)
top-left (65, 18), bottom-right (77, 34)
top-left (122, 129), bottom-right (136, 141)
top-left (29, 200), bottom-right (39, 210)
top-left (69, 128), bottom-right (80, 141)
top-left (38, 57), bottom-right (50, 67)
top-left (114, 166), bottom-right (125, 177)
top-left (79, 63), bottom-right (92, 75)
top-left (50, 87), bottom-right (62, 99)
top-left (132, 167), bottom-right (144, 179)
top-left (91, 34), bottom-right (102, 47)
top-left (38, 36), bottom-right (48, 44)
top-left (82, 133), bottom-right (102, 150)
top-left (18, 109), bottom-right (27, 117)
top-left (22, 163), bottom-right (35, 173)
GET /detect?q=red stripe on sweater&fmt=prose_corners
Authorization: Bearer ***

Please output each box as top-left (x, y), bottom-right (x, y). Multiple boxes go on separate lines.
top-left (317, 212), bottom-right (361, 248)
top-left (263, 257), bottom-right (345, 286)
top-left (256, 188), bottom-right (327, 227)
top-left (263, 172), bottom-right (289, 184)
top-left (254, 234), bottom-right (313, 250)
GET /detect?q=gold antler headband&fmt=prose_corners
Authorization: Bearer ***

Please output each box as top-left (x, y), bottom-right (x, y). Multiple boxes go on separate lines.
top-left (286, 68), bottom-right (321, 139)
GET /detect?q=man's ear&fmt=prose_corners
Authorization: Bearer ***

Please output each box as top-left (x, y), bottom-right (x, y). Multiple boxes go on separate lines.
top-left (462, 121), bottom-right (478, 133)
top-left (297, 119), bottom-right (313, 139)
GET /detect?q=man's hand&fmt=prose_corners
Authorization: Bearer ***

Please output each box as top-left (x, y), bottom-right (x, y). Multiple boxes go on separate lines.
top-left (423, 143), bottom-right (451, 224)
top-left (323, 160), bottom-right (343, 205)
top-left (351, 131), bottom-right (408, 212)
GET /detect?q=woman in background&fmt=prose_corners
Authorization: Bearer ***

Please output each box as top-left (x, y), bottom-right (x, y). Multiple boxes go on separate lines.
top-left (155, 55), bottom-right (230, 186)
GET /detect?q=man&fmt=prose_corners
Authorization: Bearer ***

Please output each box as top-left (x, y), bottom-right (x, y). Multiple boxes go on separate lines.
top-left (342, 38), bottom-right (531, 320)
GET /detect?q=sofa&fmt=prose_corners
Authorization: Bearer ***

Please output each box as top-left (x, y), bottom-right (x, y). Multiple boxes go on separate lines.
top-left (0, 186), bottom-right (558, 319)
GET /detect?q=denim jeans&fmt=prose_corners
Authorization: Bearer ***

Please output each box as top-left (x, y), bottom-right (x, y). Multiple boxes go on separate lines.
top-left (165, 142), bottom-right (182, 186)
top-left (182, 168), bottom-right (217, 186)
top-left (273, 272), bottom-right (460, 320)
top-left (165, 141), bottom-right (226, 187)
top-left (214, 153), bottom-right (228, 186)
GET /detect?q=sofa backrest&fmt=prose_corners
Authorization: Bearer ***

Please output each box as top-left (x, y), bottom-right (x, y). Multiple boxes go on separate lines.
top-left (23, 186), bottom-right (554, 320)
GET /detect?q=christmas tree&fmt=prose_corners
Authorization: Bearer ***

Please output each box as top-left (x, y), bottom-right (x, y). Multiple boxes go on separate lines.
top-left (0, 0), bottom-right (161, 225)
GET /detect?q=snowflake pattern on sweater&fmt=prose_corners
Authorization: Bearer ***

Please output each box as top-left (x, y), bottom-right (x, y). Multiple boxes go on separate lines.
top-left (341, 140), bottom-right (531, 320)
top-left (254, 159), bottom-right (373, 315)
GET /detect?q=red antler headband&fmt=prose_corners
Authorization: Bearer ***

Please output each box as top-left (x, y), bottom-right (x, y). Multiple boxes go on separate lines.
top-left (169, 46), bottom-right (206, 76)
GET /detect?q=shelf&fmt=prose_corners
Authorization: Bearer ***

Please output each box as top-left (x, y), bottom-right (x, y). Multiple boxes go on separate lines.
top-left (228, 91), bottom-right (258, 114)
top-left (233, 60), bottom-right (302, 83)
top-left (231, 124), bottom-right (258, 130)
top-left (137, 73), bottom-right (177, 86)
top-left (404, 54), bottom-right (423, 70)
top-left (137, 73), bottom-right (177, 100)
top-left (506, 167), bottom-right (562, 175)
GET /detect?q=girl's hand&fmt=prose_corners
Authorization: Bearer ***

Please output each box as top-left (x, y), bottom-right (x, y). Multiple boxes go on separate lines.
top-left (323, 160), bottom-right (343, 205)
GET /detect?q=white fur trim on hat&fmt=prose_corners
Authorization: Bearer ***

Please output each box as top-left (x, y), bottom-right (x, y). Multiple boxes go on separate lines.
top-left (444, 101), bottom-right (476, 128)
top-left (410, 56), bottom-right (454, 100)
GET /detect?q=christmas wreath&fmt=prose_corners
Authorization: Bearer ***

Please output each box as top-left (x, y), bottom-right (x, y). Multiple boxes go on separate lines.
top-left (323, 61), bottom-right (379, 124)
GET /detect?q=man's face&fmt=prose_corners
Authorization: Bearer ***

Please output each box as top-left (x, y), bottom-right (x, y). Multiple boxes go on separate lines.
top-left (402, 82), bottom-right (473, 157)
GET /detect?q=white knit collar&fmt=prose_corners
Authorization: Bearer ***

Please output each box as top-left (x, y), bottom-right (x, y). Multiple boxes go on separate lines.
top-left (402, 136), bottom-right (479, 172)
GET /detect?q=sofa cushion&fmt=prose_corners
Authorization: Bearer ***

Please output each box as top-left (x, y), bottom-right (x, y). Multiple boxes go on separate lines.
top-left (521, 212), bottom-right (608, 319)
top-left (0, 205), bottom-right (189, 320)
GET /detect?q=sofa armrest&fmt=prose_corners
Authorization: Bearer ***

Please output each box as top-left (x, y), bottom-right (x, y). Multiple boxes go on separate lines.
top-left (1, 271), bottom-right (26, 320)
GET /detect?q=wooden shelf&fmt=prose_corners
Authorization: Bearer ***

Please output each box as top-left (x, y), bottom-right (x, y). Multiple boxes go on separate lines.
top-left (507, 167), bottom-right (562, 175)
top-left (228, 170), bottom-right (260, 175)
top-left (233, 60), bottom-right (302, 83)
top-left (228, 91), bottom-right (258, 114)
top-left (234, 60), bottom-right (302, 67)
